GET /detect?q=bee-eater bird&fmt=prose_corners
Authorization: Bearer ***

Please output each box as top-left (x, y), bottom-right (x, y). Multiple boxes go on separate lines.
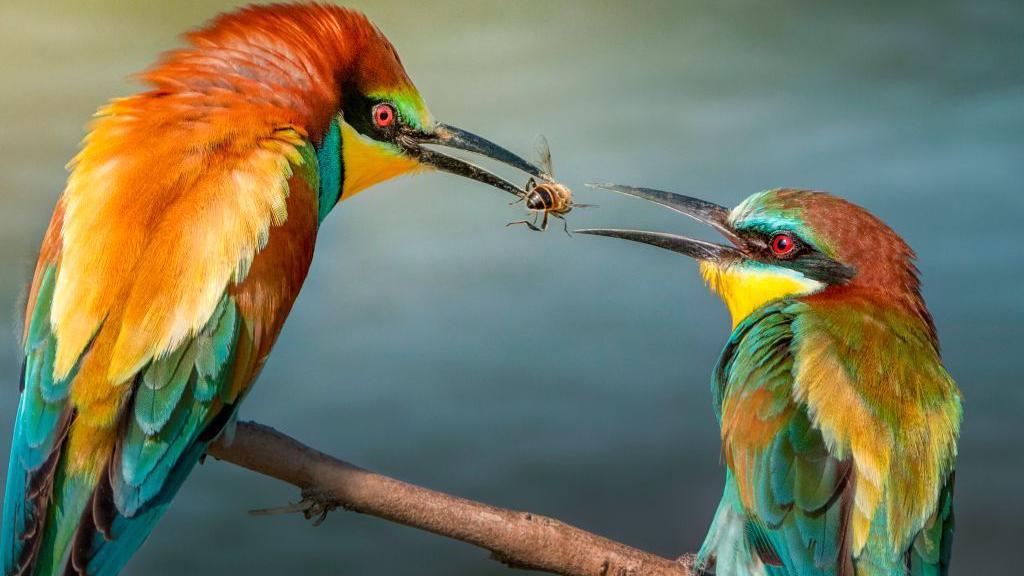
top-left (1, 4), bottom-right (545, 575)
top-left (579, 185), bottom-right (962, 575)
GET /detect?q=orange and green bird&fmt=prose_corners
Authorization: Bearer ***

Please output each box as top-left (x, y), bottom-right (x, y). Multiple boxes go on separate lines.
top-left (1, 4), bottom-right (544, 575)
top-left (580, 184), bottom-right (962, 575)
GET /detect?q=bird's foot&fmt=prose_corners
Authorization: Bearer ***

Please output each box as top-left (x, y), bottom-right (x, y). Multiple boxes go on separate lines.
top-left (248, 488), bottom-right (339, 526)
top-left (676, 554), bottom-right (704, 574)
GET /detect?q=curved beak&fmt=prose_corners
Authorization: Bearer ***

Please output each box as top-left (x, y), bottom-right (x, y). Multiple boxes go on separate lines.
top-left (576, 183), bottom-right (744, 262)
top-left (400, 123), bottom-right (544, 197)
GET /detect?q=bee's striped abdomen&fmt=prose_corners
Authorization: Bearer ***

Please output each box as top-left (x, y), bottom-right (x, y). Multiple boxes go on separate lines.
top-left (527, 186), bottom-right (556, 210)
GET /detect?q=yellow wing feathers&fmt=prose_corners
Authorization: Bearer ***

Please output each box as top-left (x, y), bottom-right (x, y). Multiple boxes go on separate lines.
top-left (792, 303), bottom-right (961, 557)
top-left (51, 101), bottom-right (312, 385)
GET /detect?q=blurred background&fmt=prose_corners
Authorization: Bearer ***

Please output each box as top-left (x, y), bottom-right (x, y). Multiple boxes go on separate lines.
top-left (1, 0), bottom-right (1021, 574)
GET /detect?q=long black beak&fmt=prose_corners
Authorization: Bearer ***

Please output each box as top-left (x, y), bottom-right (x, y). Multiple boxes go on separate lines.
top-left (401, 123), bottom-right (544, 197)
top-left (576, 183), bottom-right (744, 262)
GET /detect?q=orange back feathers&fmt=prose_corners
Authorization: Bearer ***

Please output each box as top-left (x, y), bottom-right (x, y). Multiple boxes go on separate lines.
top-left (48, 4), bottom-right (408, 385)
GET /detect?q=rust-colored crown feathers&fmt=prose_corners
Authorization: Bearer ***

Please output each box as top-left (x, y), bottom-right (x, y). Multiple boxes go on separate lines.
top-left (138, 3), bottom-right (414, 143)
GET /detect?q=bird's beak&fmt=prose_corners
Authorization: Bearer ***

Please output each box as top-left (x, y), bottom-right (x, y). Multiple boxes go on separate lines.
top-left (400, 123), bottom-right (543, 197)
top-left (576, 183), bottom-right (745, 262)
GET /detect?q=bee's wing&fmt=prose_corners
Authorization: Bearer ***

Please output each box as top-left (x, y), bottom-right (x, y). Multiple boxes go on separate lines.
top-left (535, 135), bottom-right (554, 177)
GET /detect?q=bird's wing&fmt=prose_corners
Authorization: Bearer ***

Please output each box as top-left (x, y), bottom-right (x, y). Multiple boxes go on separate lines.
top-left (906, 473), bottom-right (954, 576)
top-left (2, 203), bottom-right (69, 576)
top-left (791, 299), bottom-right (959, 575)
top-left (707, 300), bottom-right (960, 576)
top-left (2, 94), bottom-right (321, 576)
top-left (710, 303), bottom-right (855, 576)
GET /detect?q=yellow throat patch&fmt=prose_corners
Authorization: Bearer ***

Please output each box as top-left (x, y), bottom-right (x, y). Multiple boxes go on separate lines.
top-left (699, 260), bottom-right (824, 327)
top-left (339, 120), bottom-right (422, 201)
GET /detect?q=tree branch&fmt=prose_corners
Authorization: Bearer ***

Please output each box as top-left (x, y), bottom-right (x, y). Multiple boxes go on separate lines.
top-left (207, 421), bottom-right (694, 576)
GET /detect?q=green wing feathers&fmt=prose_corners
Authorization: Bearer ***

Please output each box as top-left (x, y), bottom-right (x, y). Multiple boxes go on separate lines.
top-left (115, 296), bottom-right (239, 515)
top-left (71, 296), bottom-right (243, 576)
top-left (2, 266), bottom-right (74, 574)
top-left (700, 301), bottom-right (957, 575)
top-left (2, 279), bottom-right (249, 576)
top-left (703, 304), bottom-right (854, 576)
top-left (907, 475), bottom-right (955, 576)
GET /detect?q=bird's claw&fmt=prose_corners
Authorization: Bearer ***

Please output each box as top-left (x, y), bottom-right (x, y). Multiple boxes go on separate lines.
top-left (248, 488), bottom-right (338, 526)
top-left (300, 488), bottom-right (339, 526)
top-left (675, 554), bottom-right (700, 572)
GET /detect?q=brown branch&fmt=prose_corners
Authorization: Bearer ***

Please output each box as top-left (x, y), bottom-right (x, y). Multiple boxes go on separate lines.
top-left (207, 421), bottom-right (694, 576)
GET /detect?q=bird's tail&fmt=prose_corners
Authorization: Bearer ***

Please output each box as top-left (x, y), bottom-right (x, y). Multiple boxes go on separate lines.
top-left (5, 267), bottom-right (243, 576)
top-left (1, 269), bottom-right (214, 575)
top-left (1, 376), bottom-right (80, 575)
top-left (63, 442), bottom-right (210, 576)
top-left (1, 264), bottom-right (80, 576)
top-left (3, 424), bottom-right (212, 576)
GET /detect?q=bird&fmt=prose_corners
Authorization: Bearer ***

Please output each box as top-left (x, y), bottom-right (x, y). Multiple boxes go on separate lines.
top-left (1, 4), bottom-right (545, 575)
top-left (578, 184), bottom-right (962, 575)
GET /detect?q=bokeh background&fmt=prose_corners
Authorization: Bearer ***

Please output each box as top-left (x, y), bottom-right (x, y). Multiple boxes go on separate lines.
top-left (1, 0), bottom-right (1022, 574)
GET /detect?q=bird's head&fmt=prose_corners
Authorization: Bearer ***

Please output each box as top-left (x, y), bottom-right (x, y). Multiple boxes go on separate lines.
top-left (179, 4), bottom-right (543, 219)
top-left (579, 185), bottom-right (925, 328)
top-left (303, 8), bottom-right (542, 214)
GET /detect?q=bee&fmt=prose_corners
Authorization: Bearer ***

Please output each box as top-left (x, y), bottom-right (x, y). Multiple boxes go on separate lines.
top-left (507, 136), bottom-right (593, 235)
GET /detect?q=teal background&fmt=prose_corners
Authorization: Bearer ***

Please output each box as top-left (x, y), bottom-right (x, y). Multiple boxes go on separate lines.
top-left (1, 1), bottom-right (1021, 573)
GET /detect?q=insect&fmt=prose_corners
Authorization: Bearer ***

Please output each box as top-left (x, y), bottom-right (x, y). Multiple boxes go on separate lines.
top-left (507, 136), bottom-right (593, 235)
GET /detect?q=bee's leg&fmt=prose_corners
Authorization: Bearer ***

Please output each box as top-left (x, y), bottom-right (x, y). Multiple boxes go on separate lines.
top-left (538, 212), bottom-right (549, 232)
top-left (506, 219), bottom-right (544, 232)
top-left (510, 180), bottom-right (535, 205)
top-left (553, 213), bottom-right (571, 236)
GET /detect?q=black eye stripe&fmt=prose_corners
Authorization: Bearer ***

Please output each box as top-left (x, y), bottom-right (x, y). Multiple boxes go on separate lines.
top-left (738, 228), bottom-right (855, 284)
top-left (340, 84), bottom-right (402, 140)
top-left (740, 229), bottom-right (805, 257)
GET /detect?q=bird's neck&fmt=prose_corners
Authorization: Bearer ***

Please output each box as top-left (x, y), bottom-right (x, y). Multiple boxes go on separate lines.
top-left (699, 259), bottom-right (936, 344)
top-left (805, 283), bottom-right (938, 347)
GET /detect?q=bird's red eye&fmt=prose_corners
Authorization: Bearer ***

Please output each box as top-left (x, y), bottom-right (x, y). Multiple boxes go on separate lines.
top-left (372, 103), bottom-right (395, 128)
top-left (770, 233), bottom-right (796, 257)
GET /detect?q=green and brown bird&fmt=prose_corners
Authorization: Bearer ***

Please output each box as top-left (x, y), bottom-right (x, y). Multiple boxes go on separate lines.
top-left (580, 184), bottom-right (962, 575)
top-left (1, 4), bottom-right (544, 575)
